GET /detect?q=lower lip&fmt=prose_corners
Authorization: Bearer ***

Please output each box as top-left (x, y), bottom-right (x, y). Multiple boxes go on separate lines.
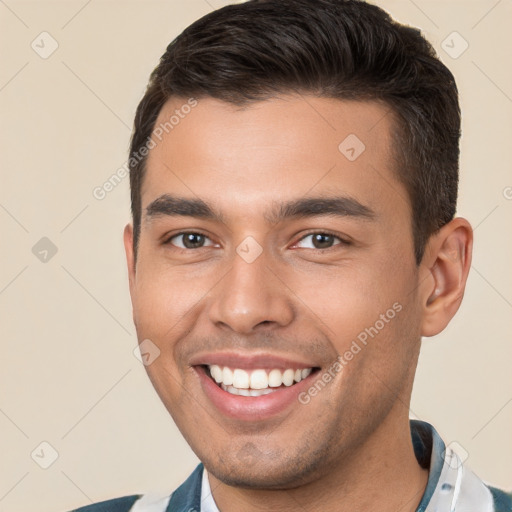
top-left (195, 366), bottom-right (317, 421)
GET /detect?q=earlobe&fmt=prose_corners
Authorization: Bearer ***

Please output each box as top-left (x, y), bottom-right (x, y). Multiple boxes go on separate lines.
top-left (420, 218), bottom-right (473, 337)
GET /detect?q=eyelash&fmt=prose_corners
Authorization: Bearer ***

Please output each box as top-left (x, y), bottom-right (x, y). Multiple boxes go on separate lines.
top-left (295, 230), bottom-right (352, 250)
top-left (164, 230), bottom-right (351, 252)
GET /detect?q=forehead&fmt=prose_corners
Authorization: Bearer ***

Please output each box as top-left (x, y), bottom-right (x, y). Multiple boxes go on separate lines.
top-left (141, 94), bottom-right (406, 222)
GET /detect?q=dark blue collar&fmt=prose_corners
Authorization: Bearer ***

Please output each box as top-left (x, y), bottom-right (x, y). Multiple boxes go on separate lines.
top-left (410, 420), bottom-right (446, 511)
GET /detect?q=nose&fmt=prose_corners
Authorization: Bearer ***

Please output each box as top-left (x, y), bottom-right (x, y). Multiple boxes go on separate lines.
top-left (207, 247), bottom-right (295, 335)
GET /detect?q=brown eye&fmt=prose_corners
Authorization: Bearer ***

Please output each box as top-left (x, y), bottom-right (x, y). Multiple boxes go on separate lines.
top-left (167, 232), bottom-right (214, 249)
top-left (311, 233), bottom-right (335, 249)
top-left (295, 232), bottom-right (347, 250)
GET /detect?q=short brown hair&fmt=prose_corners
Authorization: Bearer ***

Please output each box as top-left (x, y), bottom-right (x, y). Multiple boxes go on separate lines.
top-left (129, 0), bottom-right (461, 264)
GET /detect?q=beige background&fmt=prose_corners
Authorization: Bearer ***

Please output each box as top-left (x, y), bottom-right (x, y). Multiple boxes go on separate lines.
top-left (0, 1), bottom-right (511, 511)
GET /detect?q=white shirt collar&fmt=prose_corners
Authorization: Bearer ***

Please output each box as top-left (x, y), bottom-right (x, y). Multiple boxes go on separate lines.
top-left (201, 467), bottom-right (221, 512)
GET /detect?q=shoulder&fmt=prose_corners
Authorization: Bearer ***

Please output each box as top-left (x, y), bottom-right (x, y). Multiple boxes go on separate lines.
top-left (489, 485), bottom-right (512, 512)
top-left (65, 464), bottom-right (204, 512)
top-left (67, 494), bottom-right (141, 512)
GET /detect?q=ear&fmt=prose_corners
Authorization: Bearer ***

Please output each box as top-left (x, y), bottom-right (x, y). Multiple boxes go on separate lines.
top-left (123, 223), bottom-right (136, 298)
top-left (419, 217), bottom-right (473, 337)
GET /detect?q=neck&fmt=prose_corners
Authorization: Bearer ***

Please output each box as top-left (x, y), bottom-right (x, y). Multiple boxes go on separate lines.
top-left (208, 413), bottom-right (429, 512)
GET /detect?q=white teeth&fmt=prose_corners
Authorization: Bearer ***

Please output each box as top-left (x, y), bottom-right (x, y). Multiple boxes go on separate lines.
top-left (268, 369), bottom-right (282, 387)
top-left (222, 384), bottom-right (239, 395)
top-left (301, 368), bottom-right (312, 379)
top-left (210, 365), bottom-right (223, 383)
top-left (222, 367), bottom-right (233, 385)
top-left (250, 388), bottom-right (274, 396)
top-left (250, 369), bottom-right (268, 389)
top-left (282, 369), bottom-right (294, 386)
top-left (221, 384), bottom-right (275, 397)
top-left (208, 365), bottom-right (314, 394)
top-left (232, 369), bottom-right (250, 389)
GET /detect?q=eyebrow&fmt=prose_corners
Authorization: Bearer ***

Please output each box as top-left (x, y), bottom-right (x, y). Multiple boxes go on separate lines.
top-left (145, 194), bottom-right (375, 224)
top-left (145, 195), bottom-right (226, 223)
top-left (268, 196), bottom-right (375, 224)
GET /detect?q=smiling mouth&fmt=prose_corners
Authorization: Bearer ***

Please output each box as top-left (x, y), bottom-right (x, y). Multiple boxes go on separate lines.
top-left (204, 364), bottom-right (318, 397)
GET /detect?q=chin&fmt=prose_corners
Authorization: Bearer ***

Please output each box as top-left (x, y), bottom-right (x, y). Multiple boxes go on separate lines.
top-left (202, 443), bottom-right (329, 490)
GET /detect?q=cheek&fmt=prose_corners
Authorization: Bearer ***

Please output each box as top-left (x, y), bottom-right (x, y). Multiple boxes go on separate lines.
top-left (132, 260), bottom-right (209, 336)
top-left (291, 260), bottom-right (409, 335)
top-left (288, 256), bottom-right (419, 385)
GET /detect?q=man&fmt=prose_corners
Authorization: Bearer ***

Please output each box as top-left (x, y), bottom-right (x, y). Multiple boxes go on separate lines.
top-left (70, 0), bottom-right (511, 510)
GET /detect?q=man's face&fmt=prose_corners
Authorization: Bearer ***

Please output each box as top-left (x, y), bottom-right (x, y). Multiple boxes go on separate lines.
top-left (125, 95), bottom-right (425, 488)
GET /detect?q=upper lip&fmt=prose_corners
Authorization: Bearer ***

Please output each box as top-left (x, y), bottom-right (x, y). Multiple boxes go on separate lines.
top-left (189, 351), bottom-right (319, 371)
